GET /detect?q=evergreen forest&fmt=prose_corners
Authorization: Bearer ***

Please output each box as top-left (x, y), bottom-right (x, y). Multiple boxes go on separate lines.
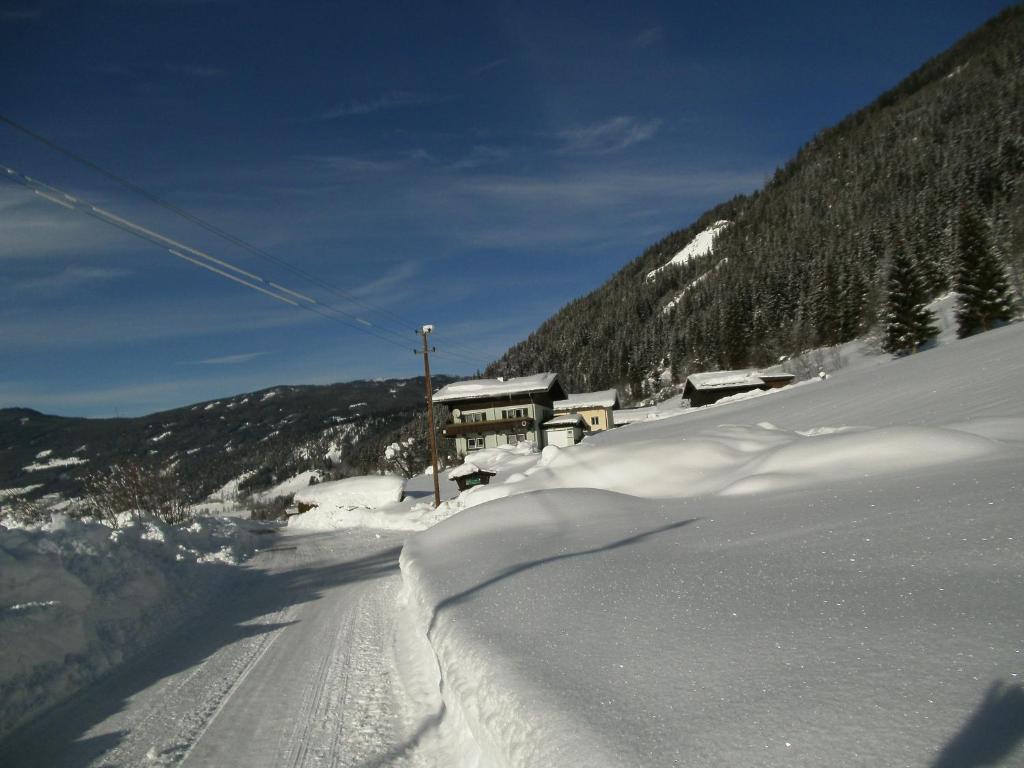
top-left (486, 7), bottom-right (1024, 398)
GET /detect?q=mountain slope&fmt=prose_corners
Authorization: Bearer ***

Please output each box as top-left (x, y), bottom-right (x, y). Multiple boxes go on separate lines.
top-left (0, 377), bottom-right (452, 505)
top-left (487, 6), bottom-right (1024, 397)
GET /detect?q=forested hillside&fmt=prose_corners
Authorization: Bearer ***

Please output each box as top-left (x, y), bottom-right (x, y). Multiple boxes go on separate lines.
top-left (487, 6), bottom-right (1024, 397)
top-left (0, 376), bottom-right (453, 505)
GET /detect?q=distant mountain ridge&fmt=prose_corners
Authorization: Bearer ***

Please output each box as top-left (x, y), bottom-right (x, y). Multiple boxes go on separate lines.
top-left (0, 376), bottom-right (452, 505)
top-left (487, 6), bottom-right (1024, 397)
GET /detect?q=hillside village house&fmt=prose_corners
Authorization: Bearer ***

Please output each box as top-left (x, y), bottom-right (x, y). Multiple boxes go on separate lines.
top-left (682, 370), bottom-right (795, 407)
top-left (434, 373), bottom-right (567, 458)
top-left (553, 389), bottom-right (620, 431)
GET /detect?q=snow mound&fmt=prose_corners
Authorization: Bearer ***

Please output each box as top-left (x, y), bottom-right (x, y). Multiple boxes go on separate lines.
top-left (293, 475), bottom-right (405, 511)
top-left (254, 469), bottom-right (321, 501)
top-left (448, 462), bottom-right (487, 480)
top-left (457, 421), bottom-right (1001, 507)
top-left (0, 514), bottom-right (258, 737)
top-left (288, 499), bottom-right (450, 532)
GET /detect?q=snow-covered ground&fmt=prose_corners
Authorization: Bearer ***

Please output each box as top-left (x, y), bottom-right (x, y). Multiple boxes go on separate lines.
top-left (0, 528), bottom-right (441, 768)
top-left (0, 513), bottom-right (263, 738)
top-left (3, 322), bottom-right (1021, 767)
top-left (398, 322), bottom-right (1024, 768)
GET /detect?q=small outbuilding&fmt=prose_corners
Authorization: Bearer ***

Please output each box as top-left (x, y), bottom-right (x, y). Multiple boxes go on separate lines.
top-left (682, 370), bottom-right (796, 407)
top-left (447, 462), bottom-right (498, 491)
top-left (542, 413), bottom-right (587, 447)
top-left (553, 389), bottom-right (620, 431)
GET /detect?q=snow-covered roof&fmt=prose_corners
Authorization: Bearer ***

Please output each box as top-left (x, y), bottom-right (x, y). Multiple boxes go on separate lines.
top-left (685, 370), bottom-right (765, 391)
top-left (433, 373), bottom-right (561, 404)
top-left (685, 370), bottom-right (796, 391)
top-left (553, 389), bottom-right (620, 411)
top-left (447, 462), bottom-right (497, 480)
top-left (543, 413), bottom-right (586, 428)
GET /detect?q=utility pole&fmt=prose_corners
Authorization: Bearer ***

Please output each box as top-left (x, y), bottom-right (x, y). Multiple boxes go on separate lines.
top-left (417, 325), bottom-right (442, 508)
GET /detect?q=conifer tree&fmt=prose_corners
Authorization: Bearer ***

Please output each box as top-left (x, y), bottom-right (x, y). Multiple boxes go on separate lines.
top-left (881, 242), bottom-right (938, 355)
top-left (954, 203), bottom-right (1017, 337)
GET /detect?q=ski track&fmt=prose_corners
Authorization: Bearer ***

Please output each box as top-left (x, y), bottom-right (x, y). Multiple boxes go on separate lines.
top-left (0, 528), bottom-right (435, 768)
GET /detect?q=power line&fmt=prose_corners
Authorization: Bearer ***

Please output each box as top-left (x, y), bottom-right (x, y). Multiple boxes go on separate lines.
top-left (1, 165), bottom-right (422, 354)
top-left (0, 112), bottom-right (505, 365)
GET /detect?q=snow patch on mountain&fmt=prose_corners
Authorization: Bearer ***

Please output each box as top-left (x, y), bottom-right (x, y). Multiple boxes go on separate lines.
top-left (645, 220), bottom-right (729, 281)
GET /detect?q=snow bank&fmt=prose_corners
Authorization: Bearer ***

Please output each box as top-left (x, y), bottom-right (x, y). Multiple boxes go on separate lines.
top-left (456, 421), bottom-right (1000, 509)
top-left (254, 469), bottom-right (321, 501)
top-left (398, 324), bottom-right (1024, 767)
top-left (0, 514), bottom-right (259, 737)
top-left (293, 475), bottom-right (405, 510)
top-left (288, 475), bottom-right (411, 530)
top-left (288, 499), bottom-right (451, 532)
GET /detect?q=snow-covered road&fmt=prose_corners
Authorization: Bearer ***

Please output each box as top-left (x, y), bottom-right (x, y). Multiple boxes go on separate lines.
top-left (0, 528), bottom-right (436, 768)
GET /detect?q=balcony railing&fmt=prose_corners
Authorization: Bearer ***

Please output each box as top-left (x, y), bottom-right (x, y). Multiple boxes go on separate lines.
top-left (442, 416), bottom-right (535, 436)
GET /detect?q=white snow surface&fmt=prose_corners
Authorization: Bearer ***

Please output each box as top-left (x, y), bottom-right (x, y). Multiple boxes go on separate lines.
top-left (254, 469), bottom-right (321, 501)
top-left (399, 323), bottom-right (1024, 768)
top-left (0, 513), bottom-right (260, 737)
top-left (553, 389), bottom-right (618, 411)
top-left (433, 373), bottom-right (558, 404)
top-left (293, 475), bottom-right (405, 511)
top-left (685, 368), bottom-right (767, 390)
top-left (447, 462), bottom-right (492, 480)
top-left (0, 485), bottom-right (43, 499)
top-left (21, 456), bottom-right (88, 472)
top-left (645, 219), bottom-right (729, 281)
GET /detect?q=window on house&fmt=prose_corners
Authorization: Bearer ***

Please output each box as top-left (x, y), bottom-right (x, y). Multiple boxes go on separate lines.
top-left (467, 437), bottom-right (485, 450)
top-left (465, 412), bottom-right (486, 422)
top-left (501, 407), bottom-right (528, 420)
top-left (591, 416), bottom-right (600, 426)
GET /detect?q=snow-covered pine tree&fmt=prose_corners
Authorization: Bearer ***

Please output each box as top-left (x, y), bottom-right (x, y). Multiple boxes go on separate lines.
top-left (881, 241), bottom-right (938, 355)
top-left (955, 203), bottom-right (1017, 337)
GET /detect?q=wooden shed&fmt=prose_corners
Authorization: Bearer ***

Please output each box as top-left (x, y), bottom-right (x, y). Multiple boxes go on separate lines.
top-left (683, 370), bottom-right (796, 407)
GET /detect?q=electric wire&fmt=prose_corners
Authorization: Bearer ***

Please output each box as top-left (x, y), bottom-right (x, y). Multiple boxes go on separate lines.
top-left (1, 165), bottom-right (423, 354)
top-left (0, 112), bottom-right (503, 366)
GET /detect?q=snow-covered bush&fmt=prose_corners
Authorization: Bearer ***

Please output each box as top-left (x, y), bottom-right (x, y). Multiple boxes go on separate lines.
top-left (82, 460), bottom-right (194, 527)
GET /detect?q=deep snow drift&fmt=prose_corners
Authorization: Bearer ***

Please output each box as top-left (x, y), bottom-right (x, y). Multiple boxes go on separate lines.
top-left (399, 323), bottom-right (1024, 768)
top-left (0, 514), bottom-right (260, 738)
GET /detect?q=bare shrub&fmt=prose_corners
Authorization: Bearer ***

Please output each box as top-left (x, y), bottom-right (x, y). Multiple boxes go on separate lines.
top-left (248, 494), bottom-right (293, 521)
top-left (83, 460), bottom-right (194, 527)
top-left (0, 496), bottom-right (50, 526)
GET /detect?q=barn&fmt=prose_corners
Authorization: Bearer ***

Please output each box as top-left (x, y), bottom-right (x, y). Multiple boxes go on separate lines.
top-left (682, 370), bottom-right (795, 407)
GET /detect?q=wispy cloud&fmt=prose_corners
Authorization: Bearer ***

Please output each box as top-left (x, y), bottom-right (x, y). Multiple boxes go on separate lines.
top-left (305, 148), bottom-right (435, 175)
top-left (321, 90), bottom-right (447, 119)
top-left (554, 116), bottom-right (662, 155)
top-left (348, 260), bottom-right (418, 300)
top-left (0, 188), bottom-right (133, 260)
top-left (471, 57), bottom-right (510, 77)
top-left (4, 266), bottom-right (131, 295)
top-left (1, 7), bottom-right (41, 22)
top-left (418, 167), bottom-right (766, 249)
top-left (633, 26), bottom-right (664, 48)
top-left (449, 145), bottom-right (511, 171)
top-left (192, 351), bottom-right (266, 365)
top-left (165, 63), bottom-right (226, 79)
top-left (0, 297), bottom-right (314, 349)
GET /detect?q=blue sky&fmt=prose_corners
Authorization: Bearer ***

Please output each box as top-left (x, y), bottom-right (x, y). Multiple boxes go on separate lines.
top-left (1, 0), bottom-right (1015, 417)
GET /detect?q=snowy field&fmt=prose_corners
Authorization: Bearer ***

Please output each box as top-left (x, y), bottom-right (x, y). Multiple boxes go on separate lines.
top-left (1, 323), bottom-right (1021, 767)
top-left (399, 323), bottom-right (1024, 768)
